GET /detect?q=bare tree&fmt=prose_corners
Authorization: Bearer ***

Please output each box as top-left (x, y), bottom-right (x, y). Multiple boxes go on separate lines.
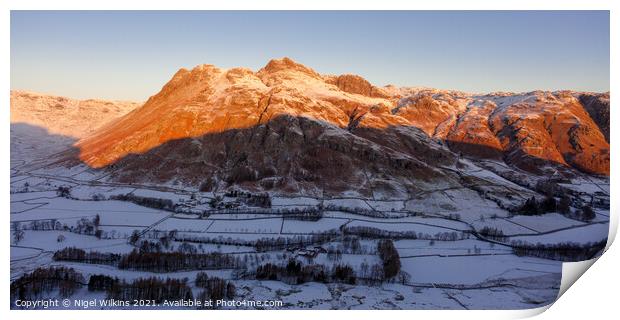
top-left (13, 229), bottom-right (24, 245)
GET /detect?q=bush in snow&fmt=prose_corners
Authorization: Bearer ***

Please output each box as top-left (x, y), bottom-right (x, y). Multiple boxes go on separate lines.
top-left (579, 205), bottom-right (596, 221)
top-left (57, 186), bottom-right (71, 198)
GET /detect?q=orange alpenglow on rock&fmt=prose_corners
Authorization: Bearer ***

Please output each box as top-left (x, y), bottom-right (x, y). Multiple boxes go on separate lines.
top-left (68, 57), bottom-right (608, 194)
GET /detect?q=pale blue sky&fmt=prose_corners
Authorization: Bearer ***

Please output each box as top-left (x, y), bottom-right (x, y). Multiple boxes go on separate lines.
top-left (11, 11), bottom-right (610, 101)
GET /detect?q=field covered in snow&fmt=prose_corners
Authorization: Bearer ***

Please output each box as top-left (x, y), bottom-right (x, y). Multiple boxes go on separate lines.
top-left (10, 136), bottom-right (610, 310)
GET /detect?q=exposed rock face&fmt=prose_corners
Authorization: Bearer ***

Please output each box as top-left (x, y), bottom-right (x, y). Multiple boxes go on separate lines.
top-left (108, 114), bottom-right (456, 197)
top-left (488, 92), bottom-right (609, 175)
top-left (579, 92), bottom-right (610, 142)
top-left (445, 100), bottom-right (503, 159)
top-left (68, 57), bottom-right (608, 195)
top-left (393, 92), bottom-right (467, 138)
top-left (326, 74), bottom-right (390, 98)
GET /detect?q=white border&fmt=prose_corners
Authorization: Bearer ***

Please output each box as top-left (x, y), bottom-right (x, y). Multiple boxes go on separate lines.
top-left (2, 1), bottom-right (617, 319)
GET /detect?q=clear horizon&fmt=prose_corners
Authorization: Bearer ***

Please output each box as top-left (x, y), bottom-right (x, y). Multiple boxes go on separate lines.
top-left (11, 11), bottom-right (610, 101)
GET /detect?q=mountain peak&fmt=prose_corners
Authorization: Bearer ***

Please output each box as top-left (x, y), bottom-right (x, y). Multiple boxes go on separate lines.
top-left (259, 57), bottom-right (319, 77)
top-left (190, 63), bottom-right (219, 73)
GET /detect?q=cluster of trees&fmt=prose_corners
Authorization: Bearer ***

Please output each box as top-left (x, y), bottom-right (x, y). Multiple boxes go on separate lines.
top-left (14, 219), bottom-right (63, 231)
top-left (195, 272), bottom-right (236, 303)
top-left (165, 231), bottom-right (340, 253)
top-left (207, 195), bottom-right (242, 210)
top-left (331, 264), bottom-right (357, 284)
top-left (478, 226), bottom-right (507, 242)
top-left (325, 236), bottom-right (366, 260)
top-left (111, 194), bottom-right (175, 211)
top-left (254, 260), bottom-right (327, 284)
top-left (511, 239), bottom-right (607, 261)
top-left (169, 233), bottom-right (254, 247)
top-left (249, 258), bottom-right (407, 286)
top-left (88, 274), bottom-right (119, 292)
top-left (135, 238), bottom-right (162, 252)
top-left (358, 262), bottom-right (394, 285)
top-left (136, 235), bottom-right (204, 254)
top-left (53, 247), bottom-right (120, 265)
top-left (198, 204), bottom-right (402, 219)
top-left (118, 249), bottom-right (241, 272)
top-left (201, 207), bottom-right (279, 216)
top-left (74, 215), bottom-right (102, 238)
top-left (283, 209), bottom-right (323, 221)
top-left (57, 186), bottom-right (72, 198)
top-left (323, 204), bottom-right (391, 218)
top-left (12, 216), bottom-right (103, 240)
top-left (377, 240), bottom-right (401, 279)
top-left (563, 204), bottom-right (596, 222)
top-left (107, 277), bottom-right (193, 303)
top-left (52, 247), bottom-right (242, 272)
top-left (203, 206), bottom-right (321, 217)
top-left (343, 226), bottom-right (467, 241)
top-left (11, 267), bottom-right (84, 301)
top-left (11, 217), bottom-right (104, 242)
top-left (518, 196), bottom-right (559, 216)
top-left (224, 189), bottom-right (271, 208)
top-left (252, 259), bottom-right (358, 285)
top-left (518, 195), bottom-right (596, 222)
top-left (519, 179), bottom-right (599, 221)
top-left (254, 232), bottom-right (339, 252)
top-left (11, 217), bottom-right (104, 244)
top-left (245, 193), bottom-right (271, 208)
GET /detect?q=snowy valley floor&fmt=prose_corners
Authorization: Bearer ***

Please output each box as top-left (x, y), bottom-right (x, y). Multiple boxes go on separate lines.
top-left (9, 139), bottom-right (609, 310)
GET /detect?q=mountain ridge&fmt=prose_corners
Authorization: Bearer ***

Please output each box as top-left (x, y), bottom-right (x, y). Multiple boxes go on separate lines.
top-left (11, 58), bottom-right (610, 198)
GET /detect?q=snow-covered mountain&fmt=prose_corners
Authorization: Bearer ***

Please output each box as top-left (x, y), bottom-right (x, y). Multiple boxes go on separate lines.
top-left (10, 90), bottom-right (140, 160)
top-left (13, 58), bottom-right (609, 198)
top-left (9, 59), bottom-right (610, 310)
top-left (11, 90), bottom-right (140, 139)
